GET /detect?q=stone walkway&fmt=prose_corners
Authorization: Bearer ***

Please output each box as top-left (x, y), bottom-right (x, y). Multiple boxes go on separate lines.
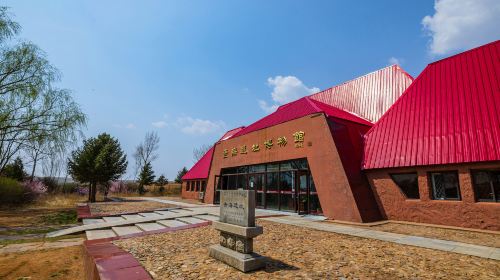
top-left (262, 215), bottom-right (500, 260)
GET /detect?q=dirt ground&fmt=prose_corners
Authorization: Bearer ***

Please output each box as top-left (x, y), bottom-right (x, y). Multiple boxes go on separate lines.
top-left (347, 222), bottom-right (500, 248)
top-left (116, 220), bottom-right (500, 280)
top-left (89, 200), bottom-right (177, 216)
top-left (0, 246), bottom-right (84, 280)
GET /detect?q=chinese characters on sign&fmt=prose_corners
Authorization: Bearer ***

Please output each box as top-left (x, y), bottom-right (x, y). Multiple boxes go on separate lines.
top-left (293, 131), bottom-right (305, 148)
top-left (223, 131), bottom-right (305, 158)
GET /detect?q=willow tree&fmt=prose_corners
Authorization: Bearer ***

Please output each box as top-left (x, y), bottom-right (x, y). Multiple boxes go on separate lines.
top-left (68, 133), bottom-right (128, 202)
top-left (0, 7), bottom-right (86, 173)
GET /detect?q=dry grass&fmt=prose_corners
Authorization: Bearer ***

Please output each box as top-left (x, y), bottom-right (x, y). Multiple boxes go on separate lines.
top-left (0, 246), bottom-right (84, 280)
top-left (32, 193), bottom-right (88, 209)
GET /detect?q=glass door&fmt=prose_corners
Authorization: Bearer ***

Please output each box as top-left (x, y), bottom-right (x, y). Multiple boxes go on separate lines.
top-left (296, 171), bottom-right (309, 214)
top-left (248, 173), bottom-right (265, 208)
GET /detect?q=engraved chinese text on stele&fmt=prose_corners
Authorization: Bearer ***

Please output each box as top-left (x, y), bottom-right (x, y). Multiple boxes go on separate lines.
top-left (219, 190), bottom-right (255, 227)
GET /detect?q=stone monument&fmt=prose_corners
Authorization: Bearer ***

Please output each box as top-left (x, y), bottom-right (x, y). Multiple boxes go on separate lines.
top-left (209, 190), bottom-right (266, 272)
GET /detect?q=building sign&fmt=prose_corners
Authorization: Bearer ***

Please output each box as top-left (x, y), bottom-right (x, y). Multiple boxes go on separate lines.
top-left (219, 190), bottom-right (254, 227)
top-left (223, 131), bottom-right (305, 158)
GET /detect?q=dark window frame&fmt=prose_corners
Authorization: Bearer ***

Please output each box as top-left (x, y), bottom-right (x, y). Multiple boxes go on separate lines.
top-left (471, 169), bottom-right (500, 202)
top-left (428, 171), bottom-right (461, 201)
top-left (389, 172), bottom-right (420, 199)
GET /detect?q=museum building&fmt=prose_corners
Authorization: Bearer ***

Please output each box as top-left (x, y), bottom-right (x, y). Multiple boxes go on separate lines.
top-left (182, 40), bottom-right (500, 230)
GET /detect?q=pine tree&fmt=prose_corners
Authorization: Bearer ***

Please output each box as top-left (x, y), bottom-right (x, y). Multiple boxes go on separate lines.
top-left (175, 167), bottom-right (188, 183)
top-left (138, 162), bottom-right (155, 195)
top-left (68, 133), bottom-right (128, 202)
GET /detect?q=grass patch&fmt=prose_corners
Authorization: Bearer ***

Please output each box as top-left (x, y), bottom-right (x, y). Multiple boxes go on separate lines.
top-left (39, 210), bottom-right (77, 225)
top-left (0, 234), bottom-right (84, 246)
top-left (1, 227), bottom-right (56, 236)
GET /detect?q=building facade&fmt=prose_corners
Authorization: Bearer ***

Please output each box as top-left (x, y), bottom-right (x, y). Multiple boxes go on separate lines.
top-left (182, 41), bottom-right (500, 230)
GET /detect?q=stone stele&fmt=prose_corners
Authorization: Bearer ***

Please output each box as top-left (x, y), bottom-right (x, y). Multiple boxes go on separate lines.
top-left (209, 190), bottom-right (266, 272)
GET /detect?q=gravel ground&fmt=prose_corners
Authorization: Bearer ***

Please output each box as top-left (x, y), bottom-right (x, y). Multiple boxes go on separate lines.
top-left (115, 220), bottom-right (500, 279)
top-left (89, 201), bottom-right (175, 216)
top-left (347, 222), bottom-right (500, 248)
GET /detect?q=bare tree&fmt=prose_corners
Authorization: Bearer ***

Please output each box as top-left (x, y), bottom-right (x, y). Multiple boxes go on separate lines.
top-left (193, 144), bottom-right (211, 163)
top-left (133, 131), bottom-right (160, 176)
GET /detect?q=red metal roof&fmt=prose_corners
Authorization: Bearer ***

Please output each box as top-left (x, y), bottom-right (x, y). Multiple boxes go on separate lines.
top-left (363, 40), bottom-right (500, 169)
top-left (233, 97), bottom-right (372, 138)
top-left (182, 146), bottom-right (215, 180)
top-left (218, 126), bottom-right (245, 141)
top-left (309, 65), bottom-right (414, 123)
top-left (182, 126), bottom-right (244, 180)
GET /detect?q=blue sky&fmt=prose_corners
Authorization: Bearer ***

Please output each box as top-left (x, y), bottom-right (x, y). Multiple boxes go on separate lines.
top-left (4, 0), bottom-right (499, 180)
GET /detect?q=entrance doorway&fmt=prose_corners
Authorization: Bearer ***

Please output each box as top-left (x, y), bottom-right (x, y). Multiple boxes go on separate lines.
top-left (215, 159), bottom-right (322, 215)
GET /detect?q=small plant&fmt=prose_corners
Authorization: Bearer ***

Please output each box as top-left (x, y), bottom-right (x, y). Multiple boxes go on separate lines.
top-left (0, 177), bottom-right (25, 204)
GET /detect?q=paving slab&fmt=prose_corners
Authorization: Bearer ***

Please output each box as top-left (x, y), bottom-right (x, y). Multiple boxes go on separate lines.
top-left (121, 214), bottom-right (143, 220)
top-left (136, 223), bottom-right (166, 231)
top-left (83, 218), bottom-right (105, 225)
top-left (112, 226), bottom-right (143, 236)
top-left (154, 210), bottom-right (173, 215)
top-left (138, 212), bottom-right (163, 218)
top-left (48, 210), bottom-right (210, 237)
top-left (86, 230), bottom-right (117, 240)
top-left (102, 216), bottom-right (126, 223)
top-left (157, 219), bottom-right (188, 228)
top-left (489, 249), bottom-right (500, 260)
top-left (169, 209), bottom-right (194, 215)
top-left (194, 214), bottom-right (219, 221)
top-left (176, 217), bottom-right (206, 224)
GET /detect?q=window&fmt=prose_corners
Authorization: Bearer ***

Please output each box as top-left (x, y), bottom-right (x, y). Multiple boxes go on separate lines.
top-left (390, 173), bottom-right (420, 199)
top-left (429, 171), bottom-right (461, 200)
top-left (196, 181), bottom-right (200, 192)
top-left (471, 170), bottom-right (500, 202)
top-left (201, 181), bottom-right (206, 192)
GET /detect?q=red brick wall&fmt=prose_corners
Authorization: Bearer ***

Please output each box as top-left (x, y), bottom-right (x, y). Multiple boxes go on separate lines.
top-left (181, 180), bottom-right (205, 200)
top-left (366, 162), bottom-right (500, 230)
top-left (204, 114), bottom-right (381, 223)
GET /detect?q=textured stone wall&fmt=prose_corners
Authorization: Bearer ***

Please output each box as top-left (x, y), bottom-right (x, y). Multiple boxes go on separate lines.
top-left (366, 162), bottom-right (500, 230)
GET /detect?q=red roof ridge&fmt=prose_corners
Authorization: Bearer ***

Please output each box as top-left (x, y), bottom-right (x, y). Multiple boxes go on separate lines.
top-left (428, 40), bottom-right (500, 66)
top-left (309, 65), bottom-right (413, 99)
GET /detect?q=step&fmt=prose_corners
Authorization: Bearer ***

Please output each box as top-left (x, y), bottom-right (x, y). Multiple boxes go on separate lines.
top-left (169, 209), bottom-right (193, 215)
top-left (194, 214), bottom-right (219, 222)
top-left (154, 210), bottom-right (172, 215)
top-left (86, 229), bottom-right (117, 240)
top-left (136, 223), bottom-right (166, 231)
top-left (138, 212), bottom-right (163, 218)
top-left (102, 216), bottom-right (126, 223)
top-left (82, 218), bottom-right (105, 225)
top-left (111, 226), bottom-right (143, 236)
top-left (157, 219), bottom-right (188, 228)
top-left (176, 217), bottom-right (206, 225)
top-left (121, 214), bottom-right (143, 220)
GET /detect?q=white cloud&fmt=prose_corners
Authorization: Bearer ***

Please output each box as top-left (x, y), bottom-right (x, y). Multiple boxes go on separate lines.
top-left (113, 123), bottom-right (136, 129)
top-left (422, 0), bottom-right (500, 55)
top-left (388, 57), bottom-right (402, 66)
top-left (175, 117), bottom-right (225, 135)
top-left (151, 121), bottom-right (168, 128)
top-left (258, 75), bottom-right (319, 113)
top-left (258, 100), bottom-right (279, 114)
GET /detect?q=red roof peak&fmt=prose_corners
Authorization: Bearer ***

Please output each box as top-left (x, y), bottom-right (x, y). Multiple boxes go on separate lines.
top-left (309, 65), bottom-right (414, 122)
top-left (363, 40), bottom-right (500, 169)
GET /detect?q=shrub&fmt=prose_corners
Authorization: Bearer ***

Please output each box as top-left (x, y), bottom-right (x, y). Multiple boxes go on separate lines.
top-left (23, 180), bottom-right (48, 195)
top-left (60, 182), bottom-right (79, 194)
top-left (42, 177), bottom-right (59, 193)
top-left (0, 177), bottom-right (26, 205)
